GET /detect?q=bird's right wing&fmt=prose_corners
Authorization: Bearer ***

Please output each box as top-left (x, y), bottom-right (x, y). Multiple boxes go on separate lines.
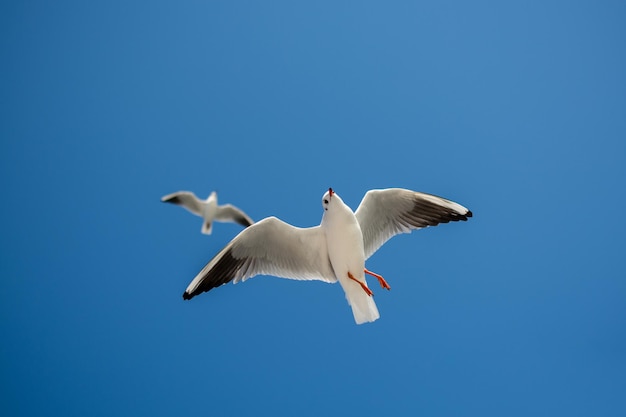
top-left (355, 188), bottom-right (472, 260)
top-left (183, 217), bottom-right (336, 299)
top-left (161, 191), bottom-right (203, 216)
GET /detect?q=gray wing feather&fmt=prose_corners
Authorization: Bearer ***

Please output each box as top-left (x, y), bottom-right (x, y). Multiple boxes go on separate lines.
top-left (355, 188), bottom-right (472, 260)
top-left (183, 217), bottom-right (336, 299)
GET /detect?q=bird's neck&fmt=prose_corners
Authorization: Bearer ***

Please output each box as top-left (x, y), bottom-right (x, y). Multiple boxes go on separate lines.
top-left (323, 202), bottom-right (358, 229)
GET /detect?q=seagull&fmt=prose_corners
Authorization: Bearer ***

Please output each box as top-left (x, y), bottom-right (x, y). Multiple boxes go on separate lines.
top-left (183, 188), bottom-right (472, 324)
top-left (161, 191), bottom-right (254, 235)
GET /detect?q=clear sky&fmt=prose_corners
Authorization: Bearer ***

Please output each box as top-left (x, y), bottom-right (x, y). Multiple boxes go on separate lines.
top-left (2, 1), bottom-right (625, 416)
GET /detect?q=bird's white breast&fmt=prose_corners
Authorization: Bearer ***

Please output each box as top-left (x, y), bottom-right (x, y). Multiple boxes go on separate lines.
top-left (202, 198), bottom-right (217, 220)
top-left (323, 202), bottom-right (366, 277)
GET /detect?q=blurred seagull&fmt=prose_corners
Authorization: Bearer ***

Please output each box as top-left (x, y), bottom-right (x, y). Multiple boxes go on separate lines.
top-left (161, 191), bottom-right (254, 235)
top-left (183, 188), bottom-right (472, 324)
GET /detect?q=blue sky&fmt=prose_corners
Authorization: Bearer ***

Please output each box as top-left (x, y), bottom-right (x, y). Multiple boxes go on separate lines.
top-left (2, 1), bottom-right (625, 416)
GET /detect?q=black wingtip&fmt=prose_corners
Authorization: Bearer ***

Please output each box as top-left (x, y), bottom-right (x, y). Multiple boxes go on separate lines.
top-left (466, 210), bottom-right (473, 218)
top-left (163, 196), bottom-right (180, 204)
top-left (182, 292), bottom-right (192, 300)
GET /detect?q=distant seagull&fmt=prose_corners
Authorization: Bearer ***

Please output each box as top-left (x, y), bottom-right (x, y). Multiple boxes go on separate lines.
top-left (161, 191), bottom-right (254, 235)
top-left (183, 188), bottom-right (472, 324)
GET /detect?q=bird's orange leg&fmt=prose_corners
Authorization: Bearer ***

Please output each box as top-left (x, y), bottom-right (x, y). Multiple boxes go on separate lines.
top-left (347, 272), bottom-right (373, 296)
top-left (365, 268), bottom-right (390, 290)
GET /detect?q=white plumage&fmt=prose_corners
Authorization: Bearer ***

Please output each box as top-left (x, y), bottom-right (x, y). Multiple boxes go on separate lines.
top-left (183, 188), bottom-right (472, 324)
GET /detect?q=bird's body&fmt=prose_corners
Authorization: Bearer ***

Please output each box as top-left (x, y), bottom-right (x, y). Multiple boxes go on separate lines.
top-left (183, 187), bottom-right (472, 324)
top-left (321, 190), bottom-right (379, 324)
top-left (161, 191), bottom-right (254, 234)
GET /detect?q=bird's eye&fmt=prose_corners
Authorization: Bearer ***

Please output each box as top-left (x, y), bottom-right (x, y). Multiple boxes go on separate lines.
top-left (324, 199), bottom-right (329, 204)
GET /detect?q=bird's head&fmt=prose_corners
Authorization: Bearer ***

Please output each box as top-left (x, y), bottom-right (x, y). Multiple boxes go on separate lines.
top-left (322, 188), bottom-right (336, 211)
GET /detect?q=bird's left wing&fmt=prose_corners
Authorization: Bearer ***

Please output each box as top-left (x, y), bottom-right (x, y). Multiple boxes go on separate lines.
top-left (183, 216), bottom-right (336, 299)
top-left (355, 188), bottom-right (472, 260)
top-left (215, 204), bottom-right (254, 227)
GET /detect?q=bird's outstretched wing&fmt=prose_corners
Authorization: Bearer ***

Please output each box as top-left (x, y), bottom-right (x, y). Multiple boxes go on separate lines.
top-left (215, 204), bottom-right (254, 227)
top-left (184, 217), bottom-right (336, 299)
top-left (355, 188), bottom-right (472, 260)
top-left (161, 191), bottom-right (203, 216)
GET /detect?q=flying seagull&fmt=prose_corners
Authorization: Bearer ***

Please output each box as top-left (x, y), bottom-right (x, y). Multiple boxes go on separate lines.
top-left (183, 188), bottom-right (472, 324)
top-left (161, 191), bottom-right (254, 235)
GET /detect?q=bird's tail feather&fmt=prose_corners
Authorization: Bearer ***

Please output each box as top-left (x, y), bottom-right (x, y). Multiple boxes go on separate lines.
top-left (341, 278), bottom-right (380, 325)
top-left (202, 221), bottom-right (213, 235)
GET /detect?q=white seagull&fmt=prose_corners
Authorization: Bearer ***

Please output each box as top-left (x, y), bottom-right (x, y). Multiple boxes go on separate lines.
top-left (161, 191), bottom-right (254, 235)
top-left (183, 188), bottom-right (472, 324)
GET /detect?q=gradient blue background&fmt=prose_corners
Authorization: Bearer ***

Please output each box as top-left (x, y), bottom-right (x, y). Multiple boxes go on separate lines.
top-left (2, 1), bottom-right (625, 416)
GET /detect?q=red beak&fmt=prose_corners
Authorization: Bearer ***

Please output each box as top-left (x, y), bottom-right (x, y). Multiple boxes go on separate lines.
top-left (328, 188), bottom-right (334, 198)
